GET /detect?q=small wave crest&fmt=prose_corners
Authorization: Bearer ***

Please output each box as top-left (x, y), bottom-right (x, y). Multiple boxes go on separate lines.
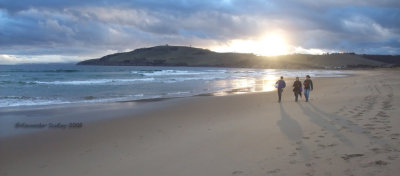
top-left (162, 76), bottom-right (227, 83)
top-left (2, 69), bottom-right (80, 73)
top-left (0, 94), bottom-right (147, 108)
top-left (0, 96), bottom-right (69, 107)
top-left (131, 69), bottom-right (208, 76)
top-left (167, 91), bottom-right (190, 95)
top-left (33, 78), bottom-right (155, 85)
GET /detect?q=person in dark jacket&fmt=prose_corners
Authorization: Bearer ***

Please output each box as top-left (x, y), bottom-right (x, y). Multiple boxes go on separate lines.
top-left (303, 75), bottom-right (313, 102)
top-left (276, 76), bottom-right (286, 102)
top-left (293, 77), bottom-right (302, 102)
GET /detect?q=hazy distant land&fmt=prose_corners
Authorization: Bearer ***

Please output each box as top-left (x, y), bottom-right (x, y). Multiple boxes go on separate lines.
top-left (77, 45), bottom-right (400, 69)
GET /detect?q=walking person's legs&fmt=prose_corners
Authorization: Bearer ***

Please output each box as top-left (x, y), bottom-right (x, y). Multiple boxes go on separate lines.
top-left (304, 89), bottom-right (310, 102)
top-left (294, 92), bottom-right (298, 102)
top-left (278, 88), bottom-right (282, 102)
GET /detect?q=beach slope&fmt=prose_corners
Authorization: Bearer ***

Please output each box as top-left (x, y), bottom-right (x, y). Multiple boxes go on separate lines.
top-left (1, 69), bottom-right (400, 176)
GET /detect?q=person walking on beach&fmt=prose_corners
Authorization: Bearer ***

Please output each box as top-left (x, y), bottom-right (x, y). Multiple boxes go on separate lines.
top-left (275, 76), bottom-right (286, 102)
top-left (293, 77), bottom-right (302, 102)
top-left (303, 75), bottom-right (313, 102)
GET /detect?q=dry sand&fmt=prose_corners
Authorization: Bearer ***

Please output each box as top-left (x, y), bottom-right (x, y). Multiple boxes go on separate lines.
top-left (1, 69), bottom-right (400, 176)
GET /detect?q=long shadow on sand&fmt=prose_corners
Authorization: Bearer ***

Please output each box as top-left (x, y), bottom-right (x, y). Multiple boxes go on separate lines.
top-left (298, 103), bottom-right (354, 147)
top-left (307, 102), bottom-right (390, 146)
top-left (277, 103), bottom-right (310, 161)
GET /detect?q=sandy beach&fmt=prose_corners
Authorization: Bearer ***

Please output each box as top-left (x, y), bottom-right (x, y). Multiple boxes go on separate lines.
top-left (1, 69), bottom-right (400, 176)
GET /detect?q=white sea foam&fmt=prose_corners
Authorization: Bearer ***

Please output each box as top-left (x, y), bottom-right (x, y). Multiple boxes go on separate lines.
top-left (33, 78), bottom-right (155, 85)
top-left (167, 91), bottom-right (191, 95)
top-left (162, 75), bottom-right (228, 83)
top-left (0, 98), bottom-right (70, 107)
top-left (132, 70), bottom-right (209, 76)
top-left (0, 94), bottom-right (149, 108)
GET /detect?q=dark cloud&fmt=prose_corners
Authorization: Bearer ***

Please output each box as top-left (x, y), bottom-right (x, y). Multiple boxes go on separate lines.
top-left (0, 0), bottom-right (399, 63)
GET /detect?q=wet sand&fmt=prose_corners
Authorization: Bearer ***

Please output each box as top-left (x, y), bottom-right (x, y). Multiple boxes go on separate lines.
top-left (1, 69), bottom-right (400, 176)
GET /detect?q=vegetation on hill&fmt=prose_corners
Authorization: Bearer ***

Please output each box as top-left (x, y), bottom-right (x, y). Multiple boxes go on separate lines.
top-left (77, 45), bottom-right (397, 69)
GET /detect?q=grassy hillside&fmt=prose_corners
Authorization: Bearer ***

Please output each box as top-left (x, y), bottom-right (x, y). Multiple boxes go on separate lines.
top-left (77, 45), bottom-right (391, 69)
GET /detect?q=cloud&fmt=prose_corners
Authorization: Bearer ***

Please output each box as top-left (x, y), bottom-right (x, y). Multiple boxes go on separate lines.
top-left (0, 0), bottom-right (400, 64)
top-left (0, 54), bottom-right (85, 64)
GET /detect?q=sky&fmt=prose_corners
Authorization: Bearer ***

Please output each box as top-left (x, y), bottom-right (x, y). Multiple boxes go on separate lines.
top-left (0, 0), bottom-right (400, 64)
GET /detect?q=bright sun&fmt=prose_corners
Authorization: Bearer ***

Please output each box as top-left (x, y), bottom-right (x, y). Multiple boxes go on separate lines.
top-left (212, 33), bottom-right (290, 56)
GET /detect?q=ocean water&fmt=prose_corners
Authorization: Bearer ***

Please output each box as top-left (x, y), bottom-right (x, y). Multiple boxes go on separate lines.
top-left (0, 64), bottom-right (351, 108)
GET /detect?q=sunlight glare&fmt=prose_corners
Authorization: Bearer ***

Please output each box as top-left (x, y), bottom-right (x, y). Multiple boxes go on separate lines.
top-left (211, 32), bottom-right (290, 56)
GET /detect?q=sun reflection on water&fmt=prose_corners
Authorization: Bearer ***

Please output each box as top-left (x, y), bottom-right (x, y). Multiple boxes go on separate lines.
top-left (260, 75), bottom-right (279, 92)
top-left (211, 72), bottom-right (279, 96)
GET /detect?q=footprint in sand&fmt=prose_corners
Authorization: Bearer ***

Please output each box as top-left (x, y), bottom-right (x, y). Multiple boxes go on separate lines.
top-left (341, 154), bottom-right (364, 160)
top-left (376, 111), bottom-right (389, 118)
top-left (369, 117), bottom-right (378, 120)
top-left (232, 170), bottom-right (244, 175)
top-left (266, 169), bottom-right (281, 174)
top-left (382, 102), bottom-right (392, 110)
top-left (364, 124), bottom-right (375, 127)
top-left (370, 147), bottom-right (394, 154)
top-left (387, 155), bottom-right (398, 161)
top-left (362, 160), bottom-right (389, 168)
top-left (327, 144), bottom-right (337, 147)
